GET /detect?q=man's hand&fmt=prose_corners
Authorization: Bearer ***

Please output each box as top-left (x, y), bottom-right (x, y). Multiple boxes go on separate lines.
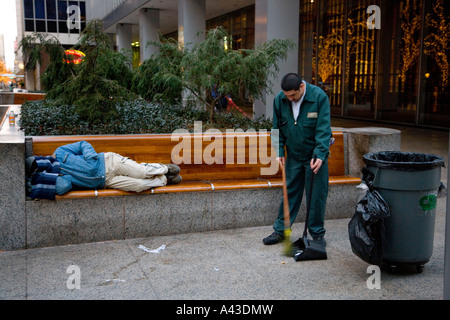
top-left (310, 157), bottom-right (323, 174)
top-left (276, 157), bottom-right (286, 168)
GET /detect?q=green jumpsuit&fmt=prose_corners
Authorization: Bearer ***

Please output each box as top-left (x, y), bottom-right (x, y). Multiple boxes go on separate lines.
top-left (271, 82), bottom-right (332, 238)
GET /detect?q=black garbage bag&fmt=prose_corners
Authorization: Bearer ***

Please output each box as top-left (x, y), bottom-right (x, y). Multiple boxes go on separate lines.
top-left (348, 168), bottom-right (391, 265)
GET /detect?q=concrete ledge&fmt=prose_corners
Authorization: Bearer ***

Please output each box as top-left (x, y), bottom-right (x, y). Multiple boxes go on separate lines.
top-left (332, 126), bottom-right (401, 177)
top-left (0, 92), bottom-right (46, 105)
top-left (0, 105), bottom-right (26, 251)
top-left (24, 183), bottom-right (362, 249)
top-left (1, 110), bottom-right (400, 250)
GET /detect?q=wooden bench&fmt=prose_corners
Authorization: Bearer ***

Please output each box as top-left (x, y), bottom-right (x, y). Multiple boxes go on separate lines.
top-left (13, 93), bottom-right (46, 105)
top-left (29, 131), bottom-right (361, 200)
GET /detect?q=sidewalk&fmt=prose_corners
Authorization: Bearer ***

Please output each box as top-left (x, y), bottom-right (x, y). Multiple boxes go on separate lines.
top-left (0, 206), bottom-right (447, 300)
top-left (0, 119), bottom-right (448, 300)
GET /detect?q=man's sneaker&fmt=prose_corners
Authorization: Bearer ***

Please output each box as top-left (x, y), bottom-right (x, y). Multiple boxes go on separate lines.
top-left (263, 232), bottom-right (284, 245)
top-left (165, 164), bottom-right (181, 175)
top-left (167, 174), bottom-right (182, 185)
top-left (312, 236), bottom-right (327, 247)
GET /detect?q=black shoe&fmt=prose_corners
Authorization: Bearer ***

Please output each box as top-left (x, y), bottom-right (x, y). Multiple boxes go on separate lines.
top-left (312, 236), bottom-right (327, 247)
top-left (165, 164), bottom-right (180, 175)
top-left (167, 174), bottom-right (182, 185)
top-left (263, 232), bottom-right (284, 245)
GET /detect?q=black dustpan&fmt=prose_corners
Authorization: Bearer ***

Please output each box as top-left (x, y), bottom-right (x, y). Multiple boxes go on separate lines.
top-left (292, 162), bottom-right (327, 261)
top-left (293, 236), bottom-right (327, 261)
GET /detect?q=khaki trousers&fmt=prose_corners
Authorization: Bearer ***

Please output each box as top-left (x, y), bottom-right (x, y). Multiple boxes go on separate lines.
top-left (104, 152), bottom-right (168, 192)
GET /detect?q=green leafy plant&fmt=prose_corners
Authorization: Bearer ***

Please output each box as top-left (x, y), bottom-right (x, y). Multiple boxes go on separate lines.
top-left (20, 99), bottom-right (272, 136)
top-left (17, 33), bottom-right (74, 92)
top-left (132, 36), bottom-right (183, 104)
top-left (144, 27), bottom-right (295, 122)
top-left (18, 19), bottom-right (136, 124)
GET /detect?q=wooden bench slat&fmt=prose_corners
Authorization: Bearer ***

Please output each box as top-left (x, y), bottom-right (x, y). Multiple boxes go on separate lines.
top-left (54, 175), bottom-right (361, 200)
top-left (209, 179), bottom-right (271, 190)
top-left (32, 131), bottom-right (360, 200)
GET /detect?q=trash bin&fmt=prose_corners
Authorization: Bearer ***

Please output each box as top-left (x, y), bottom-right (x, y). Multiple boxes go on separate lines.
top-left (363, 151), bottom-right (445, 272)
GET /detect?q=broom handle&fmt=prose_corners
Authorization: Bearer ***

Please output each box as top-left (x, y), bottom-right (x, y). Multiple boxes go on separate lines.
top-left (303, 156), bottom-right (317, 238)
top-left (281, 161), bottom-right (290, 230)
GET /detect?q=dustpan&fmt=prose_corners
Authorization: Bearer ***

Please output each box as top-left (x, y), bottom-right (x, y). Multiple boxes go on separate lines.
top-left (293, 162), bottom-right (327, 261)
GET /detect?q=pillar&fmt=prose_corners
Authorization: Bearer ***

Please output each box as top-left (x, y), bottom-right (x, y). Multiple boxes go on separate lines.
top-left (116, 23), bottom-right (133, 60)
top-left (178, 0), bottom-right (206, 106)
top-left (178, 0), bottom-right (206, 49)
top-left (139, 8), bottom-right (160, 63)
top-left (254, 0), bottom-right (299, 119)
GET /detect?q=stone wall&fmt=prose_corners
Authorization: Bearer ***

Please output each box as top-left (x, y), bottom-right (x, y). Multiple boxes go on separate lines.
top-left (0, 109), bottom-right (402, 250)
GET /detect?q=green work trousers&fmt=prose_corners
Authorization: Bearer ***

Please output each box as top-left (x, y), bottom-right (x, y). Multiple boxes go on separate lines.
top-left (273, 159), bottom-right (329, 238)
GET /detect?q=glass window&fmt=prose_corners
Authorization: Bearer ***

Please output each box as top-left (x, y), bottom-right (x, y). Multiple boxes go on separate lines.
top-left (80, 1), bottom-right (86, 21)
top-left (344, 0), bottom-right (379, 119)
top-left (25, 19), bottom-right (35, 32)
top-left (299, 0), bottom-right (449, 128)
top-left (35, 0), bottom-right (46, 19)
top-left (205, 5), bottom-right (254, 50)
top-left (46, 0), bottom-right (57, 19)
top-left (376, 0), bottom-right (421, 124)
top-left (47, 20), bottom-right (57, 32)
top-left (58, 20), bottom-right (68, 33)
top-left (24, 0), bottom-right (34, 19)
top-left (299, 0), bottom-right (317, 84)
top-left (317, 0), bottom-right (346, 116)
top-left (418, 0), bottom-right (450, 127)
top-left (35, 20), bottom-right (46, 32)
top-left (58, 0), bottom-right (67, 20)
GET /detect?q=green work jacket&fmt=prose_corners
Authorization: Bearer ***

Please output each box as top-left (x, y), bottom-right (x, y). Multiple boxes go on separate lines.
top-left (271, 82), bottom-right (332, 165)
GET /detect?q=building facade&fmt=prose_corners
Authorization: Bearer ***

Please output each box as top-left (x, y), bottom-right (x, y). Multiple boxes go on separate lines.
top-left (16, 0), bottom-right (90, 90)
top-left (16, 0), bottom-right (450, 128)
top-left (298, 0), bottom-right (450, 129)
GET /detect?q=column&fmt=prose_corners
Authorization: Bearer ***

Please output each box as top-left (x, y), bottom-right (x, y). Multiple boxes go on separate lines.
top-left (253, 0), bottom-right (299, 119)
top-left (116, 23), bottom-right (133, 60)
top-left (139, 8), bottom-right (160, 63)
top-left (178, 0), bottom-right (206, 106)
top-left (178, 0), bottom-right (206, 49)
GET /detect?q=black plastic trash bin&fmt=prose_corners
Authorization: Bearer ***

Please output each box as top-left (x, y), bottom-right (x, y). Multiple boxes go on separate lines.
top-left (363, 151), bottom-right (445, 272)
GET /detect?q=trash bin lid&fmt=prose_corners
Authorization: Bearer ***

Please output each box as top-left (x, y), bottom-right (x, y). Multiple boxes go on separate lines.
top-left (363, 151), bottom-right (445, 171)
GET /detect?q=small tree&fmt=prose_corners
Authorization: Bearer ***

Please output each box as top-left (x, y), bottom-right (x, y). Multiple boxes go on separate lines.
top-left (17, 32), bottom-right (74, 92)
top-left (147, 27), bottom-right (295, 122)
top-left (18, 19), bottom-right (136, 124)
top-left (132, 37), bottom-right (183, 104)
top-left (49, 20), bottom-right (136, 123)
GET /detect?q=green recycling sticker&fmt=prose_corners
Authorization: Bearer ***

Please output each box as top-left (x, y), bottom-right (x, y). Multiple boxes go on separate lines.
top-left (419, 194), bottom-right (437, 211)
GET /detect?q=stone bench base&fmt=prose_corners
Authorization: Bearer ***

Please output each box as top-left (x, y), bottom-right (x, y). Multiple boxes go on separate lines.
top-left (25, 183), bottom-right (360, 249)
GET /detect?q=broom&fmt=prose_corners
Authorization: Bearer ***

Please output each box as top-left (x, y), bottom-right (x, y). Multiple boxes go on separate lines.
top-left (281, 161), bottom-right (292, 256)
top-left (292, 156), bottom-right (328, 261)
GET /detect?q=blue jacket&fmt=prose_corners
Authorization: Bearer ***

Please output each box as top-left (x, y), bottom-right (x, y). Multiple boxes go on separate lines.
top-left (54, 141), bottom-right (106, 195)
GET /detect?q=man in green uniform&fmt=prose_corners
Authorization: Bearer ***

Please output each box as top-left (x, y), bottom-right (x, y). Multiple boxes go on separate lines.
top-left (263, 73), bottom-right (332, 248)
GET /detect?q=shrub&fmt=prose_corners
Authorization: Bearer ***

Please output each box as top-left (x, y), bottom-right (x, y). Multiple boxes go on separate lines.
top-left (20, 100), bottom-right (272, 136)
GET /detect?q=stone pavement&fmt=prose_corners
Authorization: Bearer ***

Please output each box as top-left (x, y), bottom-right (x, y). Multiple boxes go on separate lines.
top-left (0, 204), bottom-right (447, 300)
top-left (0, 119), bottom-right (448, 301)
